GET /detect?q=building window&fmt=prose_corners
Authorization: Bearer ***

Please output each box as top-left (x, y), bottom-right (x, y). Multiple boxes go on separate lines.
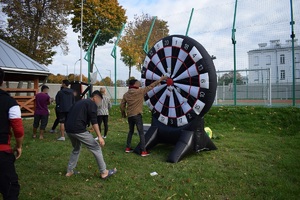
top-left (295, 53), bottom-right (300, 63)
top-left (254, 56), bottom-right (259, 66)
top-left (266, 55), bottom-right (271, 65)
top-left (254, 71), bottom-right (259, 81)
top-left (296, 69), bottom-right (300, 79)
top-left (280, 70), bottom-right (285, 80)
top-left (280, 54), bottom-right (285, 64)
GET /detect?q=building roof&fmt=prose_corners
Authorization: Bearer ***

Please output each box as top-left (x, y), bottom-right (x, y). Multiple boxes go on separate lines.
top-left (0, 39), bottom-right (50, 76)
top-left (248, 39), bottom-right (300, 53)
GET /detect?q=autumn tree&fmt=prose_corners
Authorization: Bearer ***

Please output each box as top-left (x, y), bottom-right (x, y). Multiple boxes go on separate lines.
top-left (0, 0), bottom-right (71, 65)
top-left (71, 0), bottom-right (127, 74)
top-left (100, 77), bottom-right (113, 86)
top-left (125, 76), bottom-right (137, 86)
top-left (119, 13), bottom-right (169, 80)
top-left (47, 74), bottom-right (88, 83)
top-left (116, 79), bottom-right (126, 87)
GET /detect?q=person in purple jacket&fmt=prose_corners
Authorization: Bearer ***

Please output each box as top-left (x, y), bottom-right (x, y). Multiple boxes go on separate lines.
top-left (33, 85), bottom-right (50, 139)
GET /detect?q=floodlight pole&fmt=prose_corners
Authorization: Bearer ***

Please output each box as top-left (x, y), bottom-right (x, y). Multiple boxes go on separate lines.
top-left (289, 0), bottom-right (296, 106)
top-left (186, 8), bottom-right (194, 36)
top-left (143, 16), bottom-right (157, 54)
top-left (74, 59), bottom-right (80, 81)
top-left (232, 0), bottom-right (238, 106)
top-left (111, 23), bottom-right (125, 105)
top-left (80, 0), bottom-right (84, 82)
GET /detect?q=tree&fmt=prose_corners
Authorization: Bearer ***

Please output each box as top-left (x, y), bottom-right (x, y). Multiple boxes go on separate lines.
top-left (218, 72), bottom-right (244, 85)
top-left (126, 76), bottom-right (137, 86)
top-left (119, 13), bottom-right (169, 80)
top-left (116, 79), bottom-right (126, 87)
top-left (47, 73), bottom-right (88, 83)
top-left (100, 76), bottom-right (113, 86)
top-left (0, 0), bottom-right (71, 65)
top-left (71, 0), bottom-right (127, 73)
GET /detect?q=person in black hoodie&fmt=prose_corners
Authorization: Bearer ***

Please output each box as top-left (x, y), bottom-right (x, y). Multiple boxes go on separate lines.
top-left (55, 80), bottom-right (75, 141)
top-left (0, 68), bottom-right (24, 199)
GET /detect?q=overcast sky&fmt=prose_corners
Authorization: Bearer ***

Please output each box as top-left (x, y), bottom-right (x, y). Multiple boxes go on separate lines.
top-left (47, 0), bottom-right (299, 81)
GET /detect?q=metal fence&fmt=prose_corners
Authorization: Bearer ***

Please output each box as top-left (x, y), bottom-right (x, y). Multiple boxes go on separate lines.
top-left (215, 69), bottom-right (300, 106)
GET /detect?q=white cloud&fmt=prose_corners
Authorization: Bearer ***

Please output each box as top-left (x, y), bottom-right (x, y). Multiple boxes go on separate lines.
top-left (47, 0), bottom-right (300, 82)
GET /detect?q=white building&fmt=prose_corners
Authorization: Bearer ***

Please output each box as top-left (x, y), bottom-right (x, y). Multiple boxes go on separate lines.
top-left (247, 39), bottom-right (300, 84)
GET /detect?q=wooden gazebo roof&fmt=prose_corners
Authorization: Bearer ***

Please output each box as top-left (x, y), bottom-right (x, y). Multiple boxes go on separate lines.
top-left (0, 39), bottom-right (51, 117)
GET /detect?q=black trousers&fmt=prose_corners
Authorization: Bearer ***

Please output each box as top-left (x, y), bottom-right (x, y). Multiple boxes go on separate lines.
top-left (126, 114), bottom-right (146, 151)
top-left (97, 115), bottom-right (109, 136)
top-left (0, 152), bottom-right (20, 200)
top-left (51, 107), bottom-right (59, 130)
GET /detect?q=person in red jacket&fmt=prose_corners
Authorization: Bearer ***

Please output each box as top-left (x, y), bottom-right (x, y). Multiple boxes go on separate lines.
top-left (0, 68), bottom-right (24, 200)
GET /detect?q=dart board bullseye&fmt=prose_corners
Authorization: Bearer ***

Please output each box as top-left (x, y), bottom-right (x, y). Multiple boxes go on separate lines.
top-left (166, 78), bottom-right (173, 86)
top-left (141, 35), bottom-right (217, 128)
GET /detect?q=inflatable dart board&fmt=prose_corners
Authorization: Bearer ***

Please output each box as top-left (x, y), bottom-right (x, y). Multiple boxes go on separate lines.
top-left (135, 35), bottom-right (217, 163)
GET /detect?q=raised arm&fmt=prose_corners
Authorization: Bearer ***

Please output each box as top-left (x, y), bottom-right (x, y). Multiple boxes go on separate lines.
top-left (143, 75), bottom-right (168, 94)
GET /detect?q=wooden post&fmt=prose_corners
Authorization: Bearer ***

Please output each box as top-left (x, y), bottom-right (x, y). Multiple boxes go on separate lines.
top-left (34, 78), bottom-right (39, 92)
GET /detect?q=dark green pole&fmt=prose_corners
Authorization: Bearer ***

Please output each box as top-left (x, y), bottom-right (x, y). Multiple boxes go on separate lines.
top-left (111, 23), bottom-right (125, 105)
top-left (289, 0), bottom-right (296, 106)
top-left (84, 29), bottom-right (101, 97)
top-left (186, 8), bottom-right (194, 36)
top-left (143, 16), bottom-right (157, 54)
top-left (232, 0), bottom-right (238, 106)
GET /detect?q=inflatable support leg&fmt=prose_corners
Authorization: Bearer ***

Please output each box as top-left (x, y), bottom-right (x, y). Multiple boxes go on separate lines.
top-left (167, 130), bottom-right (194, 163)
top-left (134, 126), bottom-right (159, 154)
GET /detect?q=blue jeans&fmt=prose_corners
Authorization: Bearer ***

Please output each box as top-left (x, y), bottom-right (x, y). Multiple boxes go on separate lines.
top-left (127, 114), bottom-right (146, 151)
top-left (67, 131), bottom-right (107, 174)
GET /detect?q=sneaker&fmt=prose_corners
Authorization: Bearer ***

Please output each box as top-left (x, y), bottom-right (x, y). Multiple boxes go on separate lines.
top-left (141, 151), bottom-right (150, 157)
top-left (49, 129), bottom-right (55, 133)
top-left (95, 137), bottom-right (99, 140)
top-left (102, 136), bottom-right (107, 139)
top-left (125, 148), bottom-right (133, 153)
top-left (57, 137), bottom-right (65, 141)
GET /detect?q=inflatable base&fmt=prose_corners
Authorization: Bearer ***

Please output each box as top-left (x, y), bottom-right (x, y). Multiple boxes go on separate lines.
top-left (134, 116), bottom-right (217, 163)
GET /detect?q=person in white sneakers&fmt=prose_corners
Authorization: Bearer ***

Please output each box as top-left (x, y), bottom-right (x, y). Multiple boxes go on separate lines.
top-left (97, 88), bottom-right (112, 139)
top-left (55, 80), bottom-right (75, 141)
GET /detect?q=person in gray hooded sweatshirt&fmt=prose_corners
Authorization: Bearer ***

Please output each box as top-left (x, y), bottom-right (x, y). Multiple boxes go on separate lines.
top-left (55, 80), bottom-right (75, 141)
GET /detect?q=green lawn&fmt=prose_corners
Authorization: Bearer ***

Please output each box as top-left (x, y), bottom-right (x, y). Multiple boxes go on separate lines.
top-left (15, 105), bottom-right (300, 200)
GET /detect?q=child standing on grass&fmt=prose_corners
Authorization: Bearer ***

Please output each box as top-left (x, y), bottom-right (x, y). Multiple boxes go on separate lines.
top-left (120, 76), bottom-right (167, 156)
top-left (33, 85), bottom-right (50, 139)
top-left (97, 88), bottom-right (112, 139)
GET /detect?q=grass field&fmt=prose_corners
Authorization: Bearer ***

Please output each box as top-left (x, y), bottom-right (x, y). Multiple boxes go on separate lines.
top-left (14, 105), bottom-right (300, 200)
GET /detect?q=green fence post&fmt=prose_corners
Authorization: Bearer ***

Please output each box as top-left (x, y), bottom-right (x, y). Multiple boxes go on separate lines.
top-left (289, 0), bottom-right (296, 106)
top-left (84, 29), bottom-right (101, 97)
top-left (232, 0), bottom-right (238, 106)
top-left (143, 16), bottom-right (157, 54)
top-left (186, 8), bottom-right (194, 36)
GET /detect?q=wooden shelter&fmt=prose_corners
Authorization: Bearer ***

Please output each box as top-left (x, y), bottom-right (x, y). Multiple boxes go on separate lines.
top-left (0, 39), bottom-right (50, 117)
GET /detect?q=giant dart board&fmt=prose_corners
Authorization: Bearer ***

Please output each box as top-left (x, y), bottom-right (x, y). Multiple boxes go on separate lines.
top-left (141, 35), bottom-right (217, 128)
